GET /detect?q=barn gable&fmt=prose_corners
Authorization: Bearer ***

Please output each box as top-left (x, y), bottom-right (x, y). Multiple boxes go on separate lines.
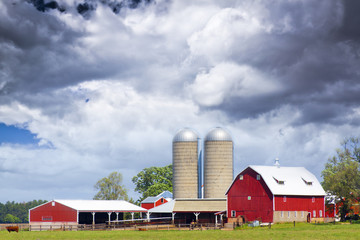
top-left (226, 167), bottom-right (273, 222)
top-left (29, 200), bottom-right (77, 223)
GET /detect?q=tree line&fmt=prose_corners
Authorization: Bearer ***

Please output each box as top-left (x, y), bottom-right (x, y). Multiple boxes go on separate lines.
top-left (0, 200), bottom-right (47, 223)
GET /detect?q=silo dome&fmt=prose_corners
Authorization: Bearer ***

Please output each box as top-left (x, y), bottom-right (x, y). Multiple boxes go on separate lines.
top-left (205, 127), bottom-right (232, 141)
top-left (204, 127), bottom-right (233, 199)
top-left (172, 128), bottom-right (199, 199)
top-left (173, 128), bottom-right (198, 142)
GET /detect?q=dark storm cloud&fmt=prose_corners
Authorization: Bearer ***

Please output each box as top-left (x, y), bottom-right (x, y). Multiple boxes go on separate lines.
top-left (196, 0), bottom-right (360, 127)
top-left (26, 0), bottom-right (154, 16)
top-left (339, 0), bottom-right (360, 40)
top-left (0, 1), bottom-right (137, 104)
top-left (27, 0), bottom-right (65, 12)
top-left (0, 2), bottom-right (83, 96)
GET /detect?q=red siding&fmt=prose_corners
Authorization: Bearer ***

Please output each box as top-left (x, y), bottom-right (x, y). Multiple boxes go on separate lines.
top-left (227, 168), bottom-right (273, 222)
top-left (155, 198), bottom-right (168, 207)
top-left (141, 203), bottom-right (155, 210)
top-left (274, 195), bottom-right (324, 216)
top-left (325, 204), bottom-right (336, 218)
top-left (141, 198), bottom-right (168, 210)
top-left (30, 201), bottom-right (77, 222)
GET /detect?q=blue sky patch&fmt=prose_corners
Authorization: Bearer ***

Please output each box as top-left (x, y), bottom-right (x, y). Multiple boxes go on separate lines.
top-left (0, 123), bottom-right (39, 145)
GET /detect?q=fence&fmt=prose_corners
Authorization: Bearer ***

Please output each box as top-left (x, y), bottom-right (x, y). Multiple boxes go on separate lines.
top-left (0, 224), bottom-right (29, 231)
top-left (26, 222), bottom-right (222, 231)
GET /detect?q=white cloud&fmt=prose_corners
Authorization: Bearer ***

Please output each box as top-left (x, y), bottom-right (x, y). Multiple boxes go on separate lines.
top-left (188, 62), bottom-right (280, 106)
top-left (187, 7), bottom-right (268, 64)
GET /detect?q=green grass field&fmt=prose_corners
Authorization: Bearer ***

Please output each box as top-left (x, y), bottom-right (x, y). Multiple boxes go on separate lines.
top-left (1, 223), bottom-right (360, 240)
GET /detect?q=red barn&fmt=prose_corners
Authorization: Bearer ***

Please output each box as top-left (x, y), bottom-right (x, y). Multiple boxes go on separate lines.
top-left (141, 191), bottom-right (173, 210)
top-left (226, 165), bottom-right (326, 223)
top-left (29, 200), bottom-right (147, 230)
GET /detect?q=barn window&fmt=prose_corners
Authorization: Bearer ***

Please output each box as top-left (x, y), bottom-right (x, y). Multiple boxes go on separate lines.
top-left (280, 211), bottom-right (283, 218)
top-left (248, 196), bottom-right (251, 200)
top-left (302, 178), bottom-right (313, 186)
top-left (301, 211), bottom-right (304, 217)
top-left (231, 210), bottom-right (236, 217)
top-left (239, 175), bottom-right (243, 180)
top-left (313, 210), bottom-right (316, 218)
top-left (52, 202), bottom-right (55, 207)
top-left (273, 177), bottom-right (284, 185)
top-left (161, 198), bottom-right (164, 203)
top-left (294, 211), bottom-right (297, 218)
top-left (312, 197), bottom-right (315, 203)
top-left (288, 211), bottom-right (290, 218)
top-left (256, 174), bottom-right (261, 180)
top-left (42, 216), bottom-right (52, 221)
top-left (319, 210), bottom-right (322, 217)
top-left (283, 196), bottom-right (286, 202)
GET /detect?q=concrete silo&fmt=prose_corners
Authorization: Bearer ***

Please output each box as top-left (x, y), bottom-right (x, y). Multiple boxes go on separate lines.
top-left (204, 127), bottom-right (233, 199)
top-left (172, 128), bottom-right (199, 199)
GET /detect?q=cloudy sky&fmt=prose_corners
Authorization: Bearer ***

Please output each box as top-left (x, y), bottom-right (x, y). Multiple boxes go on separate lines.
top-left (0, 0), bottom-right (360, 203)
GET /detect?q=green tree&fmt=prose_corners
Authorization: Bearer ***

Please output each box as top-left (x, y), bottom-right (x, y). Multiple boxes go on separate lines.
top-left (322, 137), bottom-right (360, 221)
top-left (132, 164), bottom-right (172, 203)
top-left (0, 199), bottom-right (47, 223)
top-left (94, 171), bottom-right (128, 200)
top-left (3, 214), bottom-right (21, 223)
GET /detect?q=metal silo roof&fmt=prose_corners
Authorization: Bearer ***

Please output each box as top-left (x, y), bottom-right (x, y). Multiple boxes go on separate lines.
top-left (205, 127), bottom-right (232, 141)
top-left (173, 128), bottom-right (199, 142)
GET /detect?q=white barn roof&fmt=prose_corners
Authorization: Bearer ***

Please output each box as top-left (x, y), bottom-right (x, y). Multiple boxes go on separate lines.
top-left (141, 191), bottom-right (173, 204)
top-left (148, 200), bottom-right (175, 213)
top-left (54, 200), bottom-right (147, 212)
top-left (227, 165), bottom-right (326, 196)
top-left (148, 199), bottom-right (226, 213)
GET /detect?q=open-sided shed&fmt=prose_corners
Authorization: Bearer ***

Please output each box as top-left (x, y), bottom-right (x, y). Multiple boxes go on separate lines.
top-left (29, 200), bottom-right (147, 228)
top-left (148, 198), bottom-right (226, 224)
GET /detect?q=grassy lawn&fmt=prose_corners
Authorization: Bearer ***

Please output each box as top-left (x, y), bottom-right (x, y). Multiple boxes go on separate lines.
top-left (1, 223), bottom-right (360, 240)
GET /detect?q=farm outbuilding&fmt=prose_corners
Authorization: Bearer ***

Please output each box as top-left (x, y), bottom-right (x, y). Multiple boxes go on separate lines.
top-left (141, 191), bottom-right (173, 210)
top-left (226, 165), bottom-right (326, 223)
top-left (148, 198), bottom-right (226, 224)
top-left (29, 200), bottom-right (147, 229)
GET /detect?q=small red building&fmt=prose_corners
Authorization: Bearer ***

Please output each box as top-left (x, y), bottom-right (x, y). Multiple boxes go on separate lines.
top-left (141, 191), bottom-right (173, 210)
top-left (29, 200), bottom-right (147, 230)
top-left (226, 165), bottom-right (326, 223)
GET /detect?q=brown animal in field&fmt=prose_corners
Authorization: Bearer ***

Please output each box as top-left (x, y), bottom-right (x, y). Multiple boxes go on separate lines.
top-left (6, 226), bottom-right (19, 233)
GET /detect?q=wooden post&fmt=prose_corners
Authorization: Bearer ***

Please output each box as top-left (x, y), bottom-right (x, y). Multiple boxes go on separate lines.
top-left (293, 221), bottom-right (295, 227)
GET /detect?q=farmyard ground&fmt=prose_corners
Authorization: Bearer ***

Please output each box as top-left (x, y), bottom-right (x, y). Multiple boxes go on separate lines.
top-left (1, 223), bottom-right (360, 240)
